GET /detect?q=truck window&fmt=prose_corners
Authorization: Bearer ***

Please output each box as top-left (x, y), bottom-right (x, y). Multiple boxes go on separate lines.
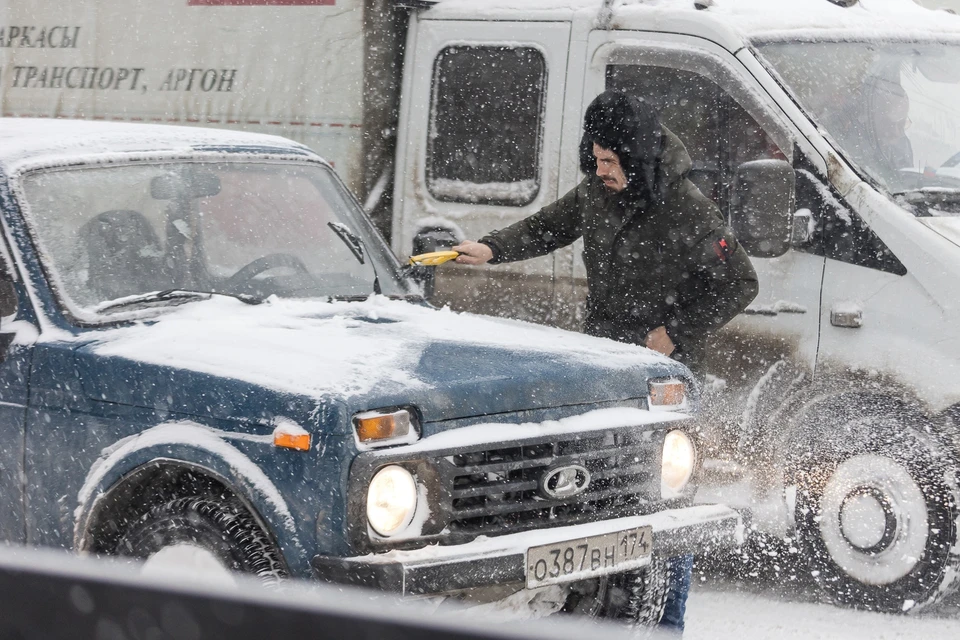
top-left (428, 46), bottom-right (546, 207)
top-left (606, 64), bottom-right (786, 217)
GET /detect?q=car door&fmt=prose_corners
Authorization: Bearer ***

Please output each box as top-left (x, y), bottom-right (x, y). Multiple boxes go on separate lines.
top-left (578, 33), bottom-right (825, 447)
top-left (0, 231), bottom-right (35, 543)
top-left (816, 198), bottom-right (910, 378)
top-left (392, 17), bottom-right (571, 326)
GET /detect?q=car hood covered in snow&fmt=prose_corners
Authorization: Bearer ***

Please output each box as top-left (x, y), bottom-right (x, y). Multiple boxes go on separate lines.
top-left (68, 296), bottom-right (687, 430)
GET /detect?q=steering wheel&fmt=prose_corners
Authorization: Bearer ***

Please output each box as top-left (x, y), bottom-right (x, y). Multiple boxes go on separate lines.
top-left (223, 253), bottom-right (313, 294)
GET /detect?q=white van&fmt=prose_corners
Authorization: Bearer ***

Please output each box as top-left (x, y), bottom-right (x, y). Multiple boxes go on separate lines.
top-left (391, 0), bottom-right (960, 613)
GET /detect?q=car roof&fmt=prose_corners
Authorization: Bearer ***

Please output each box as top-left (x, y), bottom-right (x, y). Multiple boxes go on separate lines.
top-left (0, 118), bottom-right (317, 174)
top-left (424, 0), bottom-right (960, 43)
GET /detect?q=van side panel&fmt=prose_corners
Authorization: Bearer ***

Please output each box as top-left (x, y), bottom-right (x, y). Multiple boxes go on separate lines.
top-left (0, 0), bottom-right (366, 190)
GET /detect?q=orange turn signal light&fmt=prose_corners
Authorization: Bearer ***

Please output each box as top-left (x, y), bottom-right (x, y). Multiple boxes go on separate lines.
top-left (355, 409), bottom-right (413, 443)
top-left (274, 431), bottom-right (311, 451)
top-left (649, 380), bottom-right (686, 407)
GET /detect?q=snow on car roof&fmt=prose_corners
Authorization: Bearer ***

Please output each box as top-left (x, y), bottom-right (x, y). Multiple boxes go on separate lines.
top-left (426, 0), bottom-right (960, 41)
top-left (0, 118), bottom-right (314, 174)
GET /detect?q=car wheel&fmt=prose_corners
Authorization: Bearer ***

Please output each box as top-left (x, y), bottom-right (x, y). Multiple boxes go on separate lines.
top-left (562, 557), bottom-right (669, 625)
top-left (114, 497), bottom-right (288, 586)
top-left (795, 425), bottom-right (960, 613)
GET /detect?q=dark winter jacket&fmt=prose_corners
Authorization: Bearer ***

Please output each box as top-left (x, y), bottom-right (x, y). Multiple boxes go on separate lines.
top-left (479, 125), bottom-right (759, 370)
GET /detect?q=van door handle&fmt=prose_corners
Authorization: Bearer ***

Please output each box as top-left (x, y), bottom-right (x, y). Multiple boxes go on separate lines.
top-left (830, 307), bottom-right (863, 328)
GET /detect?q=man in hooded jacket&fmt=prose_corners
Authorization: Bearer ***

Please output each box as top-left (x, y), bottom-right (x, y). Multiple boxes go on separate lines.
top-left (454, 90), bottom-right (757, 373)
top-left (453, 90), bottom-right (759, 632)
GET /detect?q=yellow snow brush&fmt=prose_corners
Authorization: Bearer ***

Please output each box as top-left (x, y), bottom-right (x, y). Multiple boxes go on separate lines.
top-left (408, 250), bottom-right (460, 266)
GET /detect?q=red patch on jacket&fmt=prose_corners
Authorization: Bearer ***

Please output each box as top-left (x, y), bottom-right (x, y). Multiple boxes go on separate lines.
top-left (713, 237), bottom-right (735, 262)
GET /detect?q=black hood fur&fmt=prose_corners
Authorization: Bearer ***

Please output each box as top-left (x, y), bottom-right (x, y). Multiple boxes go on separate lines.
top-left (579, 91), bottom-right (664, 203)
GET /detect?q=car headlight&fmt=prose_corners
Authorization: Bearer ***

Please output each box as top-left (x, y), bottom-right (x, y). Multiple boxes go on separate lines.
top-left (661, 430), bottom-right (696, 498)
top-left (366, 465), bottom-right (418, 537)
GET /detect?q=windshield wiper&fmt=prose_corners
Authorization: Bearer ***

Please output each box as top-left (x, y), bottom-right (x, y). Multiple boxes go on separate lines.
top-left (96, 289), bottom-right (263, 314)
top-left (327, 222), bottom-right (382, 295)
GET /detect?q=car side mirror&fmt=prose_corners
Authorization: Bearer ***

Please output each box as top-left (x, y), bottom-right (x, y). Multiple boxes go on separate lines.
top-left (730, 160), bottom-right (796, 258)
top-left (409, 226), bottom-right (458, 300)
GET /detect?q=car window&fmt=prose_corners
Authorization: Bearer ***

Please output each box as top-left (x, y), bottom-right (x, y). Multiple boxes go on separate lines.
top-left (19, 160), bottom-right (407, 319)
top-left (427, 45), bottom-right (546, 206)
top-left (196, 167), bottom-right (338, 278)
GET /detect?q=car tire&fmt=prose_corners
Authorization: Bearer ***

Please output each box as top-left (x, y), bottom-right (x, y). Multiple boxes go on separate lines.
top-left (562, 557), bottom-right (669, 625)
top-left (113, 496), bottom-right (288, 586)
top-left (795, 423), bottom-right (960, 613)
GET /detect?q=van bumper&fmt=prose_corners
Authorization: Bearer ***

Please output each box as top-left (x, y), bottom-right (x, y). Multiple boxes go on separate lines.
top-left (312, 504), bottom-right (742, 596)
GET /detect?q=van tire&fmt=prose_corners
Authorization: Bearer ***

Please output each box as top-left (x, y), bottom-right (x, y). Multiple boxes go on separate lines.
top-left (562, 557), bottom-right (668, 625)
top-left (113, 497), bottom-right (288, 586)
top-left (794, 424), bottom-right (960, 613)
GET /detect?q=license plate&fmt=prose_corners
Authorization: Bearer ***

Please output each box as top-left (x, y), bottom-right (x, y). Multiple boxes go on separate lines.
top-left (525, 526), bottom-right (653, 589)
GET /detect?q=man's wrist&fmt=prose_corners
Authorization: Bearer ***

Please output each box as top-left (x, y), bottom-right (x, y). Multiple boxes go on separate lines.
top-left (477, 238), bottom-right (502, 264)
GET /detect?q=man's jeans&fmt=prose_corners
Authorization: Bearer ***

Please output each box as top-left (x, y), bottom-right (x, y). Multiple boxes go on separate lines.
top-left (659, 555), bottom-right (694, 634)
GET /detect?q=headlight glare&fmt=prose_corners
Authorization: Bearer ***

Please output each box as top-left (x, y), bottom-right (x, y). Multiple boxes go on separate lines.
top-left (366, 465), bottom-right (418, 537)
top-left (661, 430), bottom-right (696, 498)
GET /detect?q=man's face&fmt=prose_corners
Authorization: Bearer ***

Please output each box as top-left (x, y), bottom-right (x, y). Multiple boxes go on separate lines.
top-left (593, 143), bottom-right (627, 192)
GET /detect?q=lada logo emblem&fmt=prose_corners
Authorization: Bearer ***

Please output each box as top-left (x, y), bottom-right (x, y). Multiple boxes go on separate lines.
top-left (539, 464), bottom-right (591, 500)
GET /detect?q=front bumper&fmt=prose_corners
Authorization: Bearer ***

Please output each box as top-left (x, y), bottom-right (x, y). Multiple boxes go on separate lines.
top-left (313, 504), bottom-right (742, 596)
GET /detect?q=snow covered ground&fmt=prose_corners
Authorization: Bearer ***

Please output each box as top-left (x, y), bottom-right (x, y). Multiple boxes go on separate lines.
top-left (684, 557), bottom-right (960, 639)
top-left (686, 586), bottom-right (960, 639)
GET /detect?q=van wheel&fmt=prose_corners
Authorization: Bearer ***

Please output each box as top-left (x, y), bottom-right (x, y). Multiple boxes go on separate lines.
top-left (795, 426), bottom-right (960, 613)
top-left (114, 497), bottom-right (288, 586)
top-left (562, 557), bottom-right (668, 625)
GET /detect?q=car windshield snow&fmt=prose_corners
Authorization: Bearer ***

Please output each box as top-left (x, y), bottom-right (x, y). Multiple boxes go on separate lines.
top-left (756, 38), bottom-right (960, 213)
top-left (19, 159), bottom-right (411, 318)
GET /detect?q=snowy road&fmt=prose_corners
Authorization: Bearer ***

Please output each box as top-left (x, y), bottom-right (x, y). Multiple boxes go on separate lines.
top-left (686, 587), bottom-right (960, 640)
top-left (685, 559), bottom-right (960, 639)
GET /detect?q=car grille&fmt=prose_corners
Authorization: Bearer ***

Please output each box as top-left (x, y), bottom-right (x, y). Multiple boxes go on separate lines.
top-left (441, 427), bottom-right (661, 538)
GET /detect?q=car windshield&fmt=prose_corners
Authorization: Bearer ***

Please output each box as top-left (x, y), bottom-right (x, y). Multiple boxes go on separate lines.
top-left (19, 159), bottom-right (412, 317)
top-left (756, 39), bottom-right (960, 213)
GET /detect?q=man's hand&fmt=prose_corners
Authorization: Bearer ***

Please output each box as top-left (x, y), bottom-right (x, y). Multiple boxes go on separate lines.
top-left (645, 326), bottom-right (675, 356)
top-left (453, 240), bottom-right (494, 265)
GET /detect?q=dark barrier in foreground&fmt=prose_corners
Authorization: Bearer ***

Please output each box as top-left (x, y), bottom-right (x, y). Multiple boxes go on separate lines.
top-left (0, 546), bottom-right (636, 640)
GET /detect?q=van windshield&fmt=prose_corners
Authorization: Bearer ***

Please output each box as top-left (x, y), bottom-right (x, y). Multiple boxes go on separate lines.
top-left (757, 39), bottom-right (960, 214)
top-left (20, 160), bottom-right (412, 319)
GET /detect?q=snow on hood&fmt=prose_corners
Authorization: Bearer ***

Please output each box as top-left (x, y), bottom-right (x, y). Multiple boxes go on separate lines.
top-left (84, 295), bottom-right (674, 412)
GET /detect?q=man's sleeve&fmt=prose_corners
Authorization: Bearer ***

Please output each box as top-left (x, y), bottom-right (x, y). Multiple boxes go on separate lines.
top-left (665, 224), bottom-right (760, 345)
top-left (478, 184), bottom-right (584, 264)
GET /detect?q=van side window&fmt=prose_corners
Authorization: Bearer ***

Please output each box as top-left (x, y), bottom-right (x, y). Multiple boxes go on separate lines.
top-left (428, 46), bottom-right (546, 207)
top-left (795, 168), bottom-right (906, 275)
top-left (607, 64), bottom-right (786, 218)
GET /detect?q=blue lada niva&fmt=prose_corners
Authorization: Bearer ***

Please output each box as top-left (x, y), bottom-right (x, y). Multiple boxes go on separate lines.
top-left (0, 119), bottom-right (739, 624)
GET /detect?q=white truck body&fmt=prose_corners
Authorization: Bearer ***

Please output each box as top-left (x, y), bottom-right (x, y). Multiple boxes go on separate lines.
top-left (0, 0), bottom-right (367, 188)
top-left (391, 0), bottom-right (960, 613)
